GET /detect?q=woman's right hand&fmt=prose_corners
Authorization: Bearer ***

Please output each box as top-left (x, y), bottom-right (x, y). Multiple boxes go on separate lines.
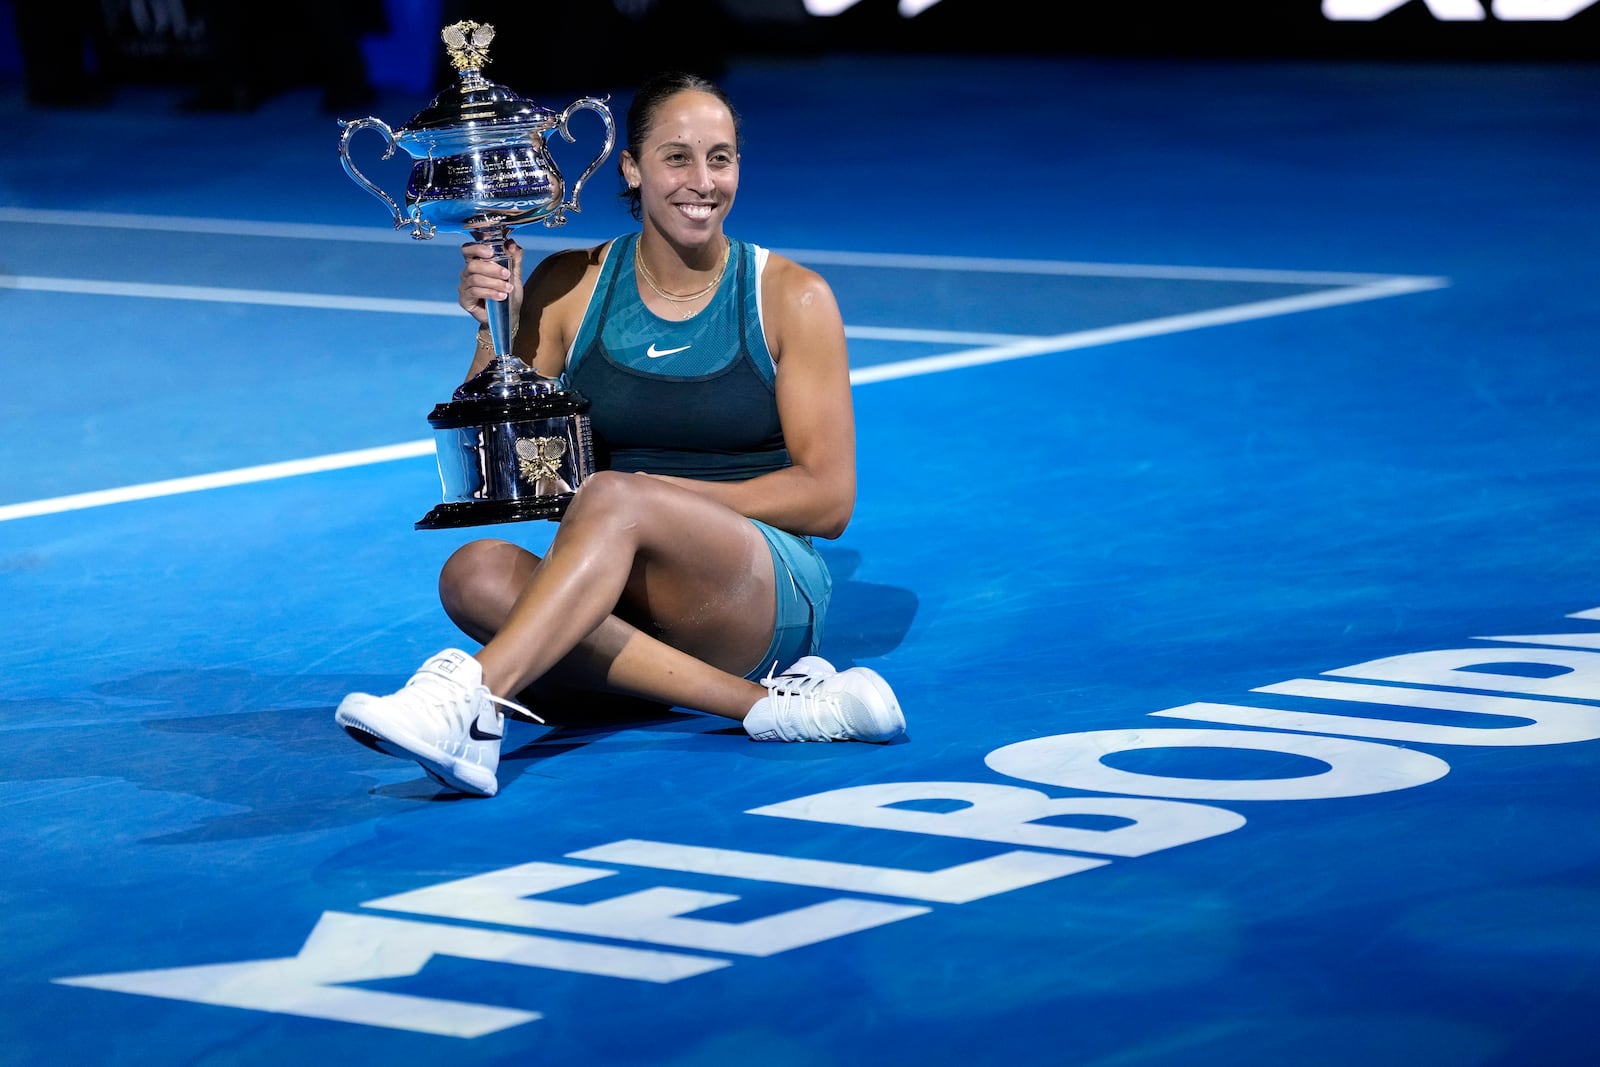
top-left (458, 237), bottom-right (524, 329)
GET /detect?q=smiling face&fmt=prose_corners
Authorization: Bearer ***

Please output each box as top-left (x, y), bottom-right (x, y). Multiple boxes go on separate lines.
top-left (620, 88), bottom-right (740, 252)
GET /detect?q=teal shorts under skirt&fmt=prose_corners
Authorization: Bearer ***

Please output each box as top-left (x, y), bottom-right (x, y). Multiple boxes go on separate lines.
top-left (746, 519), bottom-right (833, 681)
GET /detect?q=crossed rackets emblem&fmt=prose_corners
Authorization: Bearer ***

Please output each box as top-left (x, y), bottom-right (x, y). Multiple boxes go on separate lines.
top-left (515, 435), bottom-right (572, 494)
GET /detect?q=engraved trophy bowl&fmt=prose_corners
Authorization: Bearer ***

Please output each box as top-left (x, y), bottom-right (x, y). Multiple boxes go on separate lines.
top-left (335, 20), bottom-right (614, 528)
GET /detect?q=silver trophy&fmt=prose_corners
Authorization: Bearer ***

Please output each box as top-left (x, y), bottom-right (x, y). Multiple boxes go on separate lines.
top-left (337, 21), bottom-right (614, 528)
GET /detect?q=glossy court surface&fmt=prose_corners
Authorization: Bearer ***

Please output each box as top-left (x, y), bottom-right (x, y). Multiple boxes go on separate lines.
top-left (3, 41), bottom-right (1599, 1067)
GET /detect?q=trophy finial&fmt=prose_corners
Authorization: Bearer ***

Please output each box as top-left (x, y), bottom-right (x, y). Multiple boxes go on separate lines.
top-left (441, 21), bottom-right (496, 72)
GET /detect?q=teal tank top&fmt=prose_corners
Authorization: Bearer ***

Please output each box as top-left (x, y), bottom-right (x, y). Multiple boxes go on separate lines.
top-left (564, 233), bottom-right (790, 481)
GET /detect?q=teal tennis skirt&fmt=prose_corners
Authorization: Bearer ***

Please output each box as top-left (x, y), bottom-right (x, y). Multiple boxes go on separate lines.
top-left (746, 519), bottom-right (833, 680)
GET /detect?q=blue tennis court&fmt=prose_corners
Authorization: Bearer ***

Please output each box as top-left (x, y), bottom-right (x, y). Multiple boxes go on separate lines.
top-left (4, 16), bottom-right (1600, 1066)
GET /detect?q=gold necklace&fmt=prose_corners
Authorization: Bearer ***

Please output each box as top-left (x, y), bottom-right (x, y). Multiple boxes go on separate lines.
top-left (635, 239), bottom-right (731, 312)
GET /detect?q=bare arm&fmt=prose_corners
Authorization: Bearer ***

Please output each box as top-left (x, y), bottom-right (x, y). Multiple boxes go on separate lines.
top-left (456, 237), bottom-right (604, 381)
top-left (650, 254), bottom-right (858, 540)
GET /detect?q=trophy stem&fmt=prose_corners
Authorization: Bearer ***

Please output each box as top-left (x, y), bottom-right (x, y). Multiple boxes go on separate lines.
top-left (456, 224), bottom-right (561, 400)
top-left (481, 225), bottom-right (516, 360)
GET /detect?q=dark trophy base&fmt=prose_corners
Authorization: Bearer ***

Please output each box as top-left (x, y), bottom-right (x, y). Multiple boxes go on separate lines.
top-left (416, 495), bottom-right (573, 529)
top-left (416, 388), bottom-right (595, 531)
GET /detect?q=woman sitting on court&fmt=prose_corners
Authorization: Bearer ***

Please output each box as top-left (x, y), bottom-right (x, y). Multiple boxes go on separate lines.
top-left (333, 70), bottom-right (906, 797)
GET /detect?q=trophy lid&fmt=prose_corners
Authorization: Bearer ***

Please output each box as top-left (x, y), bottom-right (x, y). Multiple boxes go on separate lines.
top-left (394, 22), bottom-right (559, 154)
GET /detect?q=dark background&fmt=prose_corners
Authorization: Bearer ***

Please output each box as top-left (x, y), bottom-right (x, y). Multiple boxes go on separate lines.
top-left (2, 0), bottom-right (1596, 112)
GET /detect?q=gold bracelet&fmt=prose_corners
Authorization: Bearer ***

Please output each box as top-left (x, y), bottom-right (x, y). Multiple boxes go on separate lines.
top-left (475, 327), bottom-right (494, 350)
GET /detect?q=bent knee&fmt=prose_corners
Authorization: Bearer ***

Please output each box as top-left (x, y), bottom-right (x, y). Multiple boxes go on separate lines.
top-left (439, 538), bottom-right (528, 617)
top-left (564, 469), bottom-right (653, 521)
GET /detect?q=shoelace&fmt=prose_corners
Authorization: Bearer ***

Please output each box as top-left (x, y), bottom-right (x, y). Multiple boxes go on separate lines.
top-left (487, 691), bottom-right (543, 724)
top-left (760, 663), bottom-right (847, 739)
top-left (760, 661), bottom-right (827, 695)
top-left (406, 672), bottom-right (544, 727)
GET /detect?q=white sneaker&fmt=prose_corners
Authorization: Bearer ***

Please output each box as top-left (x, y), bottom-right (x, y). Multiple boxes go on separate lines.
top-left (745, 657), bottom-right (905, 743)
top-left (335, 649), bottom-right (539, 797)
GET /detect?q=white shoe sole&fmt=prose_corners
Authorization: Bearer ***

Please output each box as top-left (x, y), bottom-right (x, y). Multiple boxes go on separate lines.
top-left (336, 694), bottom-right (499, 797)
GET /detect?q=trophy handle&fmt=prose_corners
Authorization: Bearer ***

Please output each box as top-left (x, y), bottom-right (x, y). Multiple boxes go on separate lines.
top-left (338, 116), bottom-right (431, 239)
top-left (549, 97), bottom-right (616, 227)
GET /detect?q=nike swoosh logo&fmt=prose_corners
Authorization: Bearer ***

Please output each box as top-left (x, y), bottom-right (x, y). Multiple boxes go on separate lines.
top-left (469, 722), bottom-right (503, 742)
top-left (647, 343), bottom-right (691, 358)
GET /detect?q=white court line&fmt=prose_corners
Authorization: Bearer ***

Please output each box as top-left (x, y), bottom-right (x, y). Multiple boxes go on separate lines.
top-left (0, 442), bottom-right (435, 523)
top-left (0, 276), bottom-right (1035, 347)
top-left (772, 247), bottom-right (1424, 287)
top-left (0, 206), bottom-right (1440, 286)
top-left (851, 275), bottom-right (1448, 384)
top-left (0, 275), bottom-right (464, 316)
top-left (0, 208), bottom-right (1449, 522)
top-left (0, 206), bottom-right (594, 251)
top-left (0, 275), bottom-right (1446, 524)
